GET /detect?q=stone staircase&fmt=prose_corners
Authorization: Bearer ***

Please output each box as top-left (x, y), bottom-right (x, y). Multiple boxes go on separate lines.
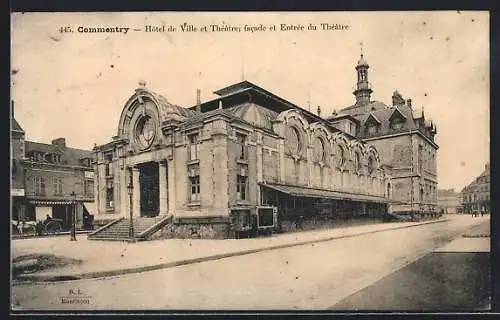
top-left (87, 215), bottom-right (172, 241)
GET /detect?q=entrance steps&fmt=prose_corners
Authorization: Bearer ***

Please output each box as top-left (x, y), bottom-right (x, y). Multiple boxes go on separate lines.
top-left (87, 215), bottom-right (172, 241)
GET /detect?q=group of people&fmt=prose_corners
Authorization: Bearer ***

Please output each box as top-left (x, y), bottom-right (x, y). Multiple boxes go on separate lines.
top-left (471, 210), bottom-right (487, 218)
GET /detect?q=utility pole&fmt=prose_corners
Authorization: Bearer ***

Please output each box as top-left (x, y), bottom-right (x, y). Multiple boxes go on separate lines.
top-left (70, 191), bottom-right (77, 241)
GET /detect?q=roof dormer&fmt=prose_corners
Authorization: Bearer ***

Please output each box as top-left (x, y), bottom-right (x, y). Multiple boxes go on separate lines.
top-left (388, 107), bottom-right (407, 130)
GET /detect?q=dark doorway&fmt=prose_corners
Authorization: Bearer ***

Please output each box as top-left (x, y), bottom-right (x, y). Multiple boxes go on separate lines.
top-left (139, 162), bottom-right (159, 217)
top-left (52, 205), bottom-right (70, 231)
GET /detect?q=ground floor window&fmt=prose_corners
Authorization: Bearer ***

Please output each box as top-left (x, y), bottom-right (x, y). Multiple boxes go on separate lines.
top-left (237, 175), bottom-right (247, 200)
top-left (189, 175), bottom-right (200, 201)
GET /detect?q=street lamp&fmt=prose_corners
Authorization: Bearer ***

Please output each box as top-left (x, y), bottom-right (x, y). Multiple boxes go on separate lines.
top-left (127, 181), bottom-right (135, 242)
top-left (70, 191), bottom-right (77, 241)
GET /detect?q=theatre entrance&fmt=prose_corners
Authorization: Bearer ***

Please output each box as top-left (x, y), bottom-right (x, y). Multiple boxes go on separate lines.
top-left (138, 161), bottom-right (159, 217)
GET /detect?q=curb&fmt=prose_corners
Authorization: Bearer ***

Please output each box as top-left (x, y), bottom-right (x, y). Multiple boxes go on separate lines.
top-left (12, 230), bottom-right (92, 240)
top-left (14, 218), bottom-right (449, 284)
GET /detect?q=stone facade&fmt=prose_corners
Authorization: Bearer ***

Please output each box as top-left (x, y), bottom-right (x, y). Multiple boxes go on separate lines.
top-left (93, 81), bottom-right (392, 238)
top-left (437, 189), bottom-right (460, 214)
top-left (11, 102), bottom-right (95, 230)
top-left (460, 163), bottom-right (490, 213)
top-left (334, 54), bottom-right (439, 214)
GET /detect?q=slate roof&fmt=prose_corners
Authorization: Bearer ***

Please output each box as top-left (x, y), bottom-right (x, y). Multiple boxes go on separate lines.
top-left (147, 90), bottom-right (198, 121)
top-left (225, 102), bottom-right (279, 131)
top-left (25, 140), bottom-right (92, 166)
top-left (11, 117), bottom-right (24, 132)
top-left (355, 104), bottom-right (419, 136)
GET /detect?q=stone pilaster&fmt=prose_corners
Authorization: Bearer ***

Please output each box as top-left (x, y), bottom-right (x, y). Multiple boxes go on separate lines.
top-left (167, 158), bottom-right (176, 216)
top-left (97, 163), bottom-right (106, 214)
top-left (119, 167), bottom-right (128, 217)
top-left (278, 139), bottom-right (285, 182)
top-left (132, 166), bottom-right (141, 217)
top-left (256, 132), bottom-right (263, 205)
top-left (159, 161), bottom-right (168, 215)
top-left (307, 146), bottom-right (313, 187)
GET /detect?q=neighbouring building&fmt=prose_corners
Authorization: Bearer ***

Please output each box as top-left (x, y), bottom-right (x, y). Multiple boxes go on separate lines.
top-left (334, 54), bottom-right (439, 215)
top-left (437, 188), bottom-right (460, 214)
top-left (460, 163), bottom-right (490, 213)
top-left (10, 101), bottom-right (96, 230)
top-left (92, 80), bottom-right (393, 239)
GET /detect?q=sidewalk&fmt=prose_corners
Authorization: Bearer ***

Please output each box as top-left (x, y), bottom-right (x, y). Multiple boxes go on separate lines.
top-left (332, 218), bottom-right (491, 310)
top-left (12, 218), bottom-right (452, 283)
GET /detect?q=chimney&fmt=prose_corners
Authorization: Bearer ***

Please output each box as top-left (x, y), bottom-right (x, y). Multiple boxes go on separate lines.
top-left (196, 89), bottom-right (201, 113)
top-left (392, 90), bottom-right (404, 107)
top-left (317, 105), bottom-right (321, 117)
top-left (52, 137), bottom-right (66, 149)
top-left (406, 99), bottom-right (412, 108)
top-left (218, 100), bottom-right (223, 110)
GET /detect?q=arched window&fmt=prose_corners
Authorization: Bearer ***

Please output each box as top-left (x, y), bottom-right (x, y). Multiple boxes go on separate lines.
top-left (333, 144), bottom-right (345, 168)
top-left (285, 126), bottom-right (301, 156)
top-left (313, 137), bottom-right (325, 163)
top-left (354, 151), bottom-right (362, 172)
top-left (368, 156), bottom-right (377, 174)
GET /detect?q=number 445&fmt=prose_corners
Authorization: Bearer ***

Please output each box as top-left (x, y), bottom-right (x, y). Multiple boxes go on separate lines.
top-left (59, 26), bottom-right (73, 33)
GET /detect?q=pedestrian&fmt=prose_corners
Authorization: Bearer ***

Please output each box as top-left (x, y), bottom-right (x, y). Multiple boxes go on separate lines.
top-left (17, 220), bottom-right (23, 235)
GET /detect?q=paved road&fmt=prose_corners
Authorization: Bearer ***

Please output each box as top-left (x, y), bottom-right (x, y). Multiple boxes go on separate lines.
top-left (11, 215), bottom-right (487, 310)
top-left (332, 220), bottom-right (491, 311)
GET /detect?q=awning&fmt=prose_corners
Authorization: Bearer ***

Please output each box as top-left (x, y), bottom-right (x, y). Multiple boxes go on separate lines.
top-left (83, 202), bottom-right (98, 215)
top-left (29, 200), bottom-right (73, 205)
top-left (11, 188), bottom-right (25, 197)
top-left (260, 183), bottom-right (392, 204)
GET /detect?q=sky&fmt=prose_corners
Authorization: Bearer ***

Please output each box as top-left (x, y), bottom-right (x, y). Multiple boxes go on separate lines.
top-left (11, 11), bottom-right (489, 191)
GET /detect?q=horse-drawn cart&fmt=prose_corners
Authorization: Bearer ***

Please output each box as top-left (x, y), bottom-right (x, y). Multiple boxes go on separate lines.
top-left (12, 218), bottom-right (64, 237)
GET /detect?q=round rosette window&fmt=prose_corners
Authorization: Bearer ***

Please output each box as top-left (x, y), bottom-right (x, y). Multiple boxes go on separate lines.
top-left (135, 116), bottom-right (156, 149)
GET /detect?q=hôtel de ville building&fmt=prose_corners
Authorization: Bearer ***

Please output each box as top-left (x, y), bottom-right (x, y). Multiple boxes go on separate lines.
top-left (89, 54), bottom-right (438, 240)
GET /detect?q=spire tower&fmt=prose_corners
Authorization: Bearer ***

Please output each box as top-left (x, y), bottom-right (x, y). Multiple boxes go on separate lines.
top-left (353, 45), bottom-right (373, 105)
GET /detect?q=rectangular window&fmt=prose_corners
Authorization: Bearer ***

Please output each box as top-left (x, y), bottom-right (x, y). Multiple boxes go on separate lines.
top-left (106, 185), bottom-right (114, 208)
top-left (367, 125), bottom-right (377, 135)
top-left (36, 153), bottom-right (45, 162)
top-left (53, 177), bottom-right (63, 195)
top-left (84, 179), bottom-right (94, 197)
top-left (236, 133), bottom-right (247, 160)
top-left (105, 163), bottom-right (113, 176)
top-left (35, 176), bottom-right (46, 195)
top-left (188, 133), bottom-right (199, 161)
top-left (237, 175), bottom-right (247, 200)
top-left (189, 175), bottom-right (201, 201)
top-left (418, 145), bottom-right (423, 173)
top-left (52, 154), bottom-right (61, 163)
top-left (392, 120), bottom-right (404, 130)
